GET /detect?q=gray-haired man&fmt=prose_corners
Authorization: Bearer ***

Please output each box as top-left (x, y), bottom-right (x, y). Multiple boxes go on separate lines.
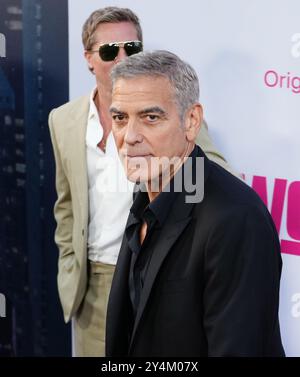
top-left (106, 50), bottom-right (285, 357)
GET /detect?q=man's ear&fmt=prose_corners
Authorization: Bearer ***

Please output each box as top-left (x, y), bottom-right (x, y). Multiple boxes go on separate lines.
top-left (184, 103), bottom-right (203, 142)
top-left (84, 50), bottom-right (95, 74)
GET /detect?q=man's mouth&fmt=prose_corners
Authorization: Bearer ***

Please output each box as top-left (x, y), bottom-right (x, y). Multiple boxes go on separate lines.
top-left (124, 153), bottom-right (152, 159)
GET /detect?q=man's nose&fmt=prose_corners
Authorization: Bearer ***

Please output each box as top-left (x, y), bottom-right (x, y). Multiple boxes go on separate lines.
top-left (114, 46), bottom-right (128, 63)
top-left (124, 120), bottom-right (143, 145)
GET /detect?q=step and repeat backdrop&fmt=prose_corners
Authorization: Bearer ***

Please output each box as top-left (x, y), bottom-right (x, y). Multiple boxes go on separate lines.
top-left (68, 0), bottom-right (300, 356)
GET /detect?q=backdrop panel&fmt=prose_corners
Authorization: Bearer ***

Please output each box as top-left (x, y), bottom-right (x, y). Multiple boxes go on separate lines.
top-left (0, 0), bottom-right (71, 356)
top-left (69, 0), bottom-right (300, 356)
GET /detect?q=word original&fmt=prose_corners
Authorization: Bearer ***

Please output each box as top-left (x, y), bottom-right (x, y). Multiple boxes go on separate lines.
top-left (264, 70), bottom-right (300, 94)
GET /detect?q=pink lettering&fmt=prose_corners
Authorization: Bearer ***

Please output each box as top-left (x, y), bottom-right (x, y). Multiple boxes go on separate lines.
top-left (251, 176), bottom-right (287, 234)
top-left (250, 175), bottom-right (300, 256)
top-left (264, 70), bottom-right (278, 87)
top-left (287, 182), bottom-right (300, 240)
top-left (281, 240), bottom-right (300, 256)
top-left (251, 176), bottom-right (268, 205)
top-left (264, 69), bottom-right (300, 94)
top-left (279, 75), bottom-right (286, 88)
top-left (270, 179), bottom-right (288, 234)
top-left (292, 76), bottom-right (300, 93)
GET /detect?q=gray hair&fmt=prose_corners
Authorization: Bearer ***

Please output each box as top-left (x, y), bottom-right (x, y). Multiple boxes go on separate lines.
top-left (82, 7), bottom-right (143, 51)
top-left (111, 50), bottom-right (200, 121)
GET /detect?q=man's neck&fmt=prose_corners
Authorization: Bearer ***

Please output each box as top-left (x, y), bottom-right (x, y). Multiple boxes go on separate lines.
top-left (95, 84), bottom-right (111, 110)
top-left (94, 85), bottom-right (112, 135)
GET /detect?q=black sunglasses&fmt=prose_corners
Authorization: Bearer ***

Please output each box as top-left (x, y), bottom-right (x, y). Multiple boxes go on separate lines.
top-left (90, 40), bottom-right (143, 62)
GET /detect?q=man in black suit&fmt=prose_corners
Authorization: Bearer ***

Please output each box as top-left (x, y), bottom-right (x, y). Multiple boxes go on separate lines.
top-left (106, 50), bottom-right (285, 356)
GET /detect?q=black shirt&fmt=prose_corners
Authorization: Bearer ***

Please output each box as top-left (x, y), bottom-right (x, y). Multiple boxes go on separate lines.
top-left (125, 186), bottom-right (178, 319)
top-left (125, 146), bottom-right (198, 319)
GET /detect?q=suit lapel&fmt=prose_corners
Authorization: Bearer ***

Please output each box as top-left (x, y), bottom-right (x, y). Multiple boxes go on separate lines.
top-left (128, 146), bottom-right (210, 351)
top-left (106, 235), bottom-right (132, 356)
top-left (68, 97), bottom-right (89, 222)
top-left (74, 110), bottom-right (89, 219)
top-left (129, 198), bottom-right (195, 351)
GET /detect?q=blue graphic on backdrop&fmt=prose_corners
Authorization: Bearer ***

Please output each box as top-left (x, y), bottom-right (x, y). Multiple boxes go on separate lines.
top-left (0, 0), bottom-right (70, 356)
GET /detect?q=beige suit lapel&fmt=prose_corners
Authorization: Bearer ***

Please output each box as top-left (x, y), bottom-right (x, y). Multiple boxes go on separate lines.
top-left (67, 96), bottom-right (90, 225)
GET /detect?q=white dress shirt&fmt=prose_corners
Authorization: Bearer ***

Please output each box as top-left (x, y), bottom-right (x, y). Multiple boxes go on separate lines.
top-left (86, 88), bottom-right (134, 265)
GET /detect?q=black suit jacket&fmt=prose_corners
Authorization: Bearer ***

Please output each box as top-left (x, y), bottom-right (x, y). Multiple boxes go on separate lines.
top-left (106, 146), bottom-right (285, 357)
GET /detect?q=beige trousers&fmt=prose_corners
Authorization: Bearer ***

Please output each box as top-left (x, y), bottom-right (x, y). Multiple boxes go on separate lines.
top-left (74, 261), bottom-right (115, 357)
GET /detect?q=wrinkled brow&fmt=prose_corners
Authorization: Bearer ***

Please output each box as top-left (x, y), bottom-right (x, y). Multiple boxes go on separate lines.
top-left (110, 106), bottom-right (168, 116)
top-left (138, 106), bottom-right (167, 116)
top-left (109, 107), bottom-right (126, 115)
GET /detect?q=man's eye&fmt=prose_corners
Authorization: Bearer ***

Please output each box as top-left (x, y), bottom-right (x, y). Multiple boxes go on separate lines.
top-left (112, 114), bottom-right (125, 121)
top-left (146, 114), bottom-right (159, 121)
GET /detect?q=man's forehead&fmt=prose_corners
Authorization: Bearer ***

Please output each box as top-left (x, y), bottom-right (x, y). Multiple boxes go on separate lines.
top-left (94, 21), bottom-right (138, 44)
top-left (112, 76), bottom-right (172, 94)
top-left (111, 77), bottom-right (174, 113)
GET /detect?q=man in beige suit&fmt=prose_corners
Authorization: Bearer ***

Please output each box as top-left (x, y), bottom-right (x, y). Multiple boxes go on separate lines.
top-left (49, 7), bottom-right (233, 357)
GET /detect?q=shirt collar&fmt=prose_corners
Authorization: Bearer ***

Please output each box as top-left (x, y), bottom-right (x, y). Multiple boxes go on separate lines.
top-left (86, 87), bottom-right (104, 150)
top-left (88, 87), bottom-right (98, 121)
top-left (129, 146), bottom-right (198, 227)
top-left (128, 181), bottom-right (178, 229)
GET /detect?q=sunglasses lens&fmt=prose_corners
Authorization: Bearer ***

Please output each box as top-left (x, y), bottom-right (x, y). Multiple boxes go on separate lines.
top-left (99, 44), bottom-right (119, 61)
top-left (124, 41), bottom-right (143, 56)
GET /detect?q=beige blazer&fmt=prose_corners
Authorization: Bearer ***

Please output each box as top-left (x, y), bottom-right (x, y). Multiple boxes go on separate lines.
top-left (48, 95), bottom-right (234, 322)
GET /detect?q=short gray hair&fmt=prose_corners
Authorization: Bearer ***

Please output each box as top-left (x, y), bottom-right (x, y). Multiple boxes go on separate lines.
top-left (111, 50), bottom-right (200, 120)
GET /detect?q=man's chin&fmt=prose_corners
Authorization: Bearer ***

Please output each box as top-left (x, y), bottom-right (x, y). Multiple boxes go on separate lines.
top-left (125, 171), bottom-right (149, 184)
top-left (125, 171), bottom-right (164, 193)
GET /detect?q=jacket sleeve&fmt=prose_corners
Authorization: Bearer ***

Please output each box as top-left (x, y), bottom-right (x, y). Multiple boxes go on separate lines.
top-left (48, 109), bottom-right (74, 262)
top-left (203, 204), bottom-right (284, 356)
